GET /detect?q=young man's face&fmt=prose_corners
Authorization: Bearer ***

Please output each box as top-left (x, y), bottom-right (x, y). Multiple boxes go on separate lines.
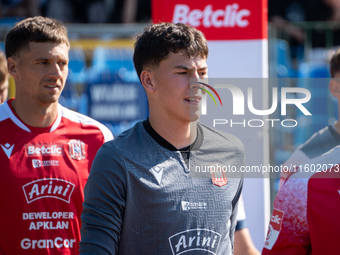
top-left (9, 42), bottom-right (69, 106)
top-left (0, 77), bottom-right (8, 104)
top-left (150, 50), bottom-right (208, 123)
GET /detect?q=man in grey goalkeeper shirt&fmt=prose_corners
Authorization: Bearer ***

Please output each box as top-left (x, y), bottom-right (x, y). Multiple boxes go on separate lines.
top-left (80, 23), bottom-right (244, 255)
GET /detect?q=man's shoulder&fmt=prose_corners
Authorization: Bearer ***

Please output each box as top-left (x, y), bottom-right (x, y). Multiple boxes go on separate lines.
top-left (0, 101), bottom-right (24, 131)
top-left (60, 105), bottom-right (104, 127)
top-left (198, 122), bottom-right (244, 150)
top-left (0, 102), bottom-right (10, 123)
top-left (103, 121), bottom-right (146, 149)
top-left (299, 125), bottom-right (337, 147)
top-left (93, 121), bottom-right (153, 168)
top-left (59, 105), bottom-right (113, 141)
top-left (287, 145), bottom-right (340, 181)
top-left (285, 125), bottom-right (338, 165)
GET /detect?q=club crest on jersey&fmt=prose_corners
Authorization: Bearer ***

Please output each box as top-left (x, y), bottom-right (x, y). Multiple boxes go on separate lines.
top-left (211, 170), bottom-right (227, 187)
top-left (68, 139), bottom-right (86, 160)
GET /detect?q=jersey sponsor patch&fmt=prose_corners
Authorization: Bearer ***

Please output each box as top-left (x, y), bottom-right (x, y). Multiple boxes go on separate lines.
top-left (32, 159), bottom-right (59, 168)
top-left (25, 144), bottom-right (64, 157)
top-left (21, 237), bottom-right (76, 250)
top-left (169, 229), bottom-right (222, 255)
top-left (1, 143), bottom-right (14, 159)
top-left (211, 170), bottom-right (227, 187)
top-left (68, 139), bottom-right (86, 160)
top-left (264, 208), bottom-right (284, 250)
top-left (22, 178), bottom-right (75, 204)
top-left (181, 201), bottom-right (207, 211)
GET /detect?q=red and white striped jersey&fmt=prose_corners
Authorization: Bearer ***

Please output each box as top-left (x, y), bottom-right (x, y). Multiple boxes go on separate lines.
top-left (0, 99), bottom-right (113, 255)
top-left (263, 146), bottom-right (340, 255)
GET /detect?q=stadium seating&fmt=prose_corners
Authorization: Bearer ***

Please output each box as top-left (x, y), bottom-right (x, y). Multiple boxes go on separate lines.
top-left (67, 46), bottom-right (87, 84)
top-left (60, 47), bottom-right (87, 112)
top-left (269, 39), bottom-right (292, 78)
top-left (87, 46), bottom-right (138, 83)
top-left (295, 61), bottom-right (334, 146)
top-left (85, 46), bottom-right (148, 136)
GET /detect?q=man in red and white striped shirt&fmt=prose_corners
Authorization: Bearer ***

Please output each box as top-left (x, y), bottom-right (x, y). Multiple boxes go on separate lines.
top-left (263, 146), bottom-right (340, 254)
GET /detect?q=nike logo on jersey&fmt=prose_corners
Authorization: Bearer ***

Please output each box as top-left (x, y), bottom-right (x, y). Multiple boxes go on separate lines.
top-left (150, 165), bottom-right (164, 185)
top-left (1, 143), bottom-right (14, 159)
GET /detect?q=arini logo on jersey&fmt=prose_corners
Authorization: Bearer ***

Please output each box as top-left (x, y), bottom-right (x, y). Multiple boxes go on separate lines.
top-left (169, 229), bottom-right (221, 255)
top-left (22, 178), bottom-right (75, 204)
top-left (25, 144), bottom-right (64, 157)
top-left (68, 139), bottom-right (86, 160)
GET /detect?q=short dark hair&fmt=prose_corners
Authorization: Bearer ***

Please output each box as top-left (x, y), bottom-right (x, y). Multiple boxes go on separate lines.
top-left (5, 16), bottom-right (69, 58)
top-left (133, 23), bottom-right (208, 80)
top-left (330, 48), bottom-right (340, 78)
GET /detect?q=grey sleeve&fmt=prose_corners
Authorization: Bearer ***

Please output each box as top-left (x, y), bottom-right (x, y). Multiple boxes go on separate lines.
top-left (230, 177), bottom-right (243, 252)
top-left (79, 142), bottom-right (127, 254)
